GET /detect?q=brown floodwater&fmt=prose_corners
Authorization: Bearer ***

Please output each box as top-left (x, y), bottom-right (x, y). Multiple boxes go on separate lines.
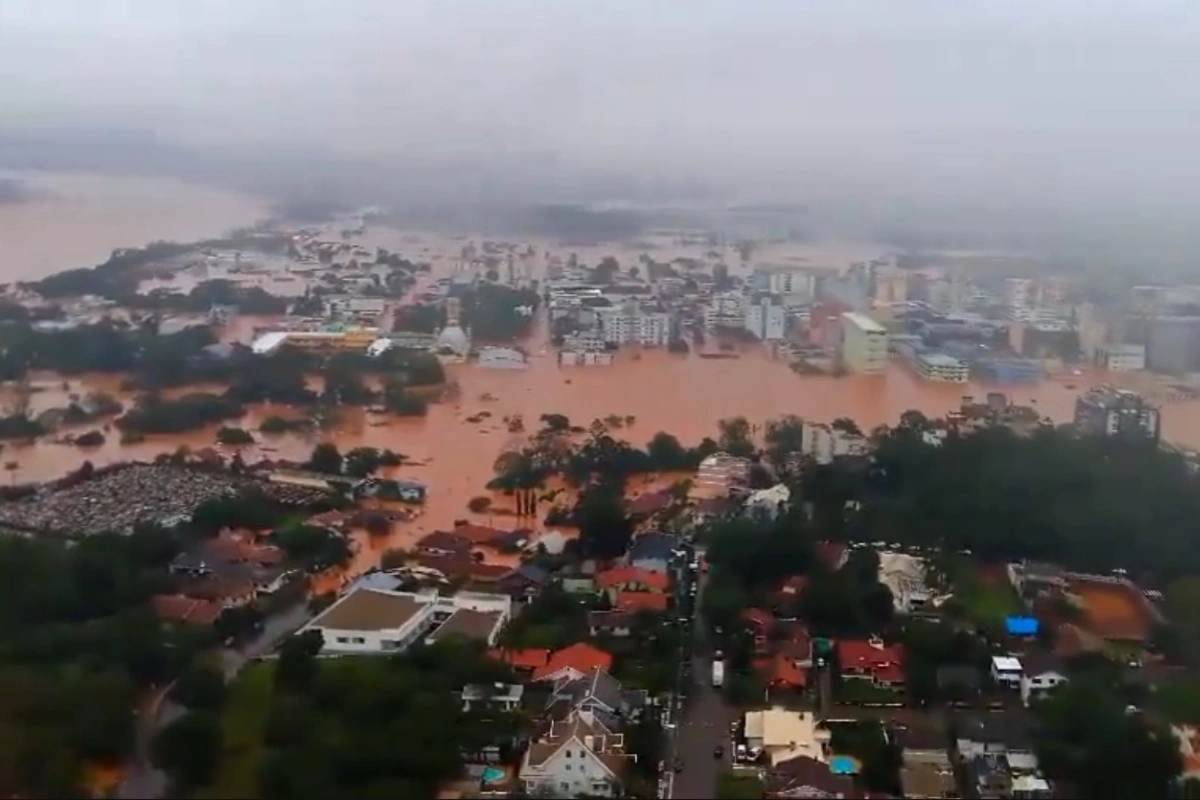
top-left (7, 175), bottom-right (1200, 580)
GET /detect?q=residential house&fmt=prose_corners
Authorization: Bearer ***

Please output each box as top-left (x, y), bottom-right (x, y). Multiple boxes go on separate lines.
top-left (179, 576), bottom-right (258, 610)
top-left (743, 708), bottom-right (831, 766)
top-left (954, 713), bottom-right (1037, 761)
top-left (416, 531), bottom-right (473, 558)
top-left (755, 654), bottom-right (808, 692)
top-left (1019, 653), bottom-right (1068, 707)
top-left (461, 683), bottom-right (524, 712)
top-left (627, 532), bottom-right (676, 575)
top-left (519, 712), bottom-right (631, 798)
top-left (490, 648), bottom-right (551, 675)
top-left (497, 563), bottom-right (551, 601)
top-left (742, 607), bottom-right (774, 654)
top-left (548, 667), bottom-right (645, 726)
top-left (764, 755), bottom-right (857, 798)
top-left (626, 489), bottom-right (674, 517)
top-left (969, 753), bottom-right (1013, 799)
top-left (531, 530), bottom-right (571, 556)
top-left (299, 587), bottom-right (511, 654)
top-left (595, 566), bottom-right (670, 603)
top-left (306, 509), bottom-right (349, 532)
top-left (836, 637), bottom-right (906, 688)
top-left (744, 484), bottom-right (790, 519)
top-left (532, 642), bottom-right (614, 683)
top-left (168, 531), bottom-right (292, 599)
top-left (991, 655), bottom-right (1023, 689)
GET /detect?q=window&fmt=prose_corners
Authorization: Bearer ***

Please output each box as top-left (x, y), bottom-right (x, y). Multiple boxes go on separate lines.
top-left (560, 782), bottom-right (570, 793)
top-left (565, 750), bottom-right (572, 758)
top-left (351, 637), bottom-right (366, 644)
top-left (335, 636), bottom-right (350, 644)
top-left (564, 764), bottom-right (571, 772)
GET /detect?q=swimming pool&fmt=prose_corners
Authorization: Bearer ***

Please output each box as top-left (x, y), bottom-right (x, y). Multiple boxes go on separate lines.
top-left (829, 755), bottom-right (860, 775)
top-left (481, 767), bottom-right (506, 784)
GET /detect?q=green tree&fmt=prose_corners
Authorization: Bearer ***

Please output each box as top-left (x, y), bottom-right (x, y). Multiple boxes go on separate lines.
top-left (172, 661), bottom-right (227, 712)
top-left (307, 442), bottom-right (343, 475)
top-left (152, 711), bottom-right (224, 789)
top-left (647, 431), bottom-right (690, 471)
top-left (275, 630), bottom-right (325, 693)
top-left (576, 481), bottom-right (635, 560)
top-left (718, 416), bottom-right (756, 458)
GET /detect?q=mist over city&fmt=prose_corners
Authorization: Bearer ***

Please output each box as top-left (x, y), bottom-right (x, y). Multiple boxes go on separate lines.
top-left (4, 3), bottom-right (1200, 800)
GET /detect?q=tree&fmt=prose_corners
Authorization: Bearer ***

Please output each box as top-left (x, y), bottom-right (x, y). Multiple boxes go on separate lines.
top-left (540, 413), bottom-right (571, 433)
top-left (718, 416), bottom-right (756, 458)
top-left (151, 711), bottom-right (223, 789)
top-left (275, 630), bottom-right (325, 693)
top-left (216, 425), bottom-right (255, 446)
top-left (172, 661), bottom-right (227, 712)
top-left (576, 481), bottom-right (634, 560)
top-left (307, 442), bottom-right (343, 475)
top-left (764, 415), bottom-right (805, 469)
top-left (594, 256), bottom-right (620, 283)
top-left (831, 417), bottom-right (863, 437)
top-left (647, 431), bottom-right (690, 471)
top-left (1034, 677), bottom-right (1181, 799)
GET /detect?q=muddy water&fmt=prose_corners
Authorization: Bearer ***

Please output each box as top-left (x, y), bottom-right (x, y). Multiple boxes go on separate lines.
top-left (0, 172), bottom-right (267, 281)
top-left (6, 176), bottom-right (1200, 579)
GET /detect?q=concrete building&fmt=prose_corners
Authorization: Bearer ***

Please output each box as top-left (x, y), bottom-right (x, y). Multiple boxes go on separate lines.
top-left (298, 586), bottom-right (511, 654)
top-left (754, 267), bottom-right (816, 299)
top-left (913, 352), bottom-right (969, 383)
top-left (693, 452), bottom-right (752, 498)
top-left (744, 297), bottom-right (787, 341)
top-left (878, 551), bottom-right (931, 613)
top-left (1073, 386), bottom-right (1161, 441)
top-left (704, 291), bottom-right (746, 330)
top-left (1005, 278), bottom-right (1033, 317)
top-left (872, 266), bottom-right (908, 304)
top-left (839, 312), bottom-right (889, 373)
top-left (478, 347), bottom-right (528, 369)
top-left (596, 304), bottom-right (671, 346)
top-left (1096, 343), bottom-right (1146, 372)
top-left (1147, 315), bottom-right (1200, 374)
top-left (802, 422), bottom-right (868, 464)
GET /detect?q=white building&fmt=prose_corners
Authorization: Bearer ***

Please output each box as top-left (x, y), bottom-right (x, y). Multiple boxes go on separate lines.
top-left (802, 422), bottom-right (869, 464)
top-left (1097, 344), bottom-right (1146, 372)
top-left (298, 587), bottom-right (511, 654)
top-left (1005, 278), bottom-right (1034, 316)
top-left (914, 352), bottom-right (969, 383)
top-left (704, 291), bottom-right (746, 330)
top-left (1020, 665), bottom-right (1068, 707)
top-left (990, 655), bottom-right (1023, 688)
top-left (744, 297), bottom-right (787, 341)
top-left (839, 312), bottom-right (889, 373)
top-left (744, 484), bottom-right (790, 519)
top-left (478, 347), bottom-right (528, 369)
top-left (758, 267), bottom-right (815, 299)
top-left (323, 295), bottom-right (387, 316)
top-left (520, 712), bottom-right (631, 798)
top-left (595, 304), bottom-right (671, 346)
top-left (560, 351), bottom-right (614, 367)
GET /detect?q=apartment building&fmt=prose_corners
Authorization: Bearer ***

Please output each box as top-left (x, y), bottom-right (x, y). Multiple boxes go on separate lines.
top-left (744, 297), bottom-right (787, 341)
top-left (839, 312), bottom-right (889, 373)
top-left (596, 304), bottom-right (671, 346)
top-left (704, 291), bottom-right (745, 330)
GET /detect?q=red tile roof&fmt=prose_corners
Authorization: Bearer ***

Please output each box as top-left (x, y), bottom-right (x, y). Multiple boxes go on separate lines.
top-left (532, 642), bottom-right (614, 681)
top-left (152, 594), bottom-right (222, 625)
top-left (816, 541), bottom-right (847, 570)
top-left (755, 654), bottom-right (808, 688)
top-left (596, 566), bottom-right (669, 592)
top-left (489, 647), bottom-right (551, 670)
top-left (780, 626), bottom-right (813, 662)
top-left (308, 510), bottom-right (348, 527)
top-left (836, 639), bottom-right (904, 672)
top-left (617, 591), bottom-right (669, 613)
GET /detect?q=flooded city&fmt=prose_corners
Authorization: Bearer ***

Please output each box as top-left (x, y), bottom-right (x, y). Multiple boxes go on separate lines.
top-left (4, 171), bottom-right (1200, 579)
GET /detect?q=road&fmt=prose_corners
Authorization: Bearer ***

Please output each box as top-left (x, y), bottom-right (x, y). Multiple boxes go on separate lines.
top-left (117, 602), bottom-right (314, 799)
top-left (665, 555), bottom-right (740, 799)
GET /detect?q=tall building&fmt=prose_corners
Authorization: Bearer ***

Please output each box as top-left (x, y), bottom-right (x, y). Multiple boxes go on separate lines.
top-left (839, 312), bottom-right (889, 373)
top-left (1073, 387), bottom-right (1160, 441)
top-left (1004, 278), bottom-right (1033, 318)
top-left (704, 291), bottom-right (745, 330)
top-left (1147, 316), bottom-right (1200, 374)
top-left (744, 297), bottom-right (786, 341)
top-left (596, 304), bottom-right (671, 346)
top-left (872, 267), bottom-right (908, 304)
top-left (754, 267), bottom-right (815, 299)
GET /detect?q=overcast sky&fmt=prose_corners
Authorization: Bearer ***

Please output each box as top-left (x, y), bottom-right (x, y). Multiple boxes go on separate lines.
top-left (2, 0), bottom-right (1199, 209)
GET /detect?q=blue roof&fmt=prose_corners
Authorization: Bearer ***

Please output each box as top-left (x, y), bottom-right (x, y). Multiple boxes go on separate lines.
top-left (1005, 616), bottom-right (1039, 636)
top-left (629, 532), bottom-right (674, 561)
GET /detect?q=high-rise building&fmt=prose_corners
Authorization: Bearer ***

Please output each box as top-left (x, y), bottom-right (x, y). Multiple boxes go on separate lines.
top-left (596, 304), bottom-right (671, 346)
top-left (744, 297), bottom-right (786, 341)
top-left (1005, 278), bottom-right (1033, 318)
top-left (1147, 316), bottom-right (1200, 374)
top-left (1073, 387), bottom-right (1160, 441)
top-left (704, 291), bottom-right (745, 330)
top-left (839, 312), bottom-right (889, 374)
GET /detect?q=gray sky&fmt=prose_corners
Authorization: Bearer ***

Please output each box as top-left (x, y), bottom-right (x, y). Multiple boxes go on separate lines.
top-left (2, 1), bottom-right (1200, 211)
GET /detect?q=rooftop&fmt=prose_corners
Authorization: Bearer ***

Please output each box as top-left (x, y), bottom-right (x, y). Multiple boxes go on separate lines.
top-left (842, 311), bottom-right (886, 333)
top-left (992, 655), bottom-right (1022, 672)
top-left (307, 588), bottom-right (426, 632)
top-left (426, 609), bottom-right (504, 644)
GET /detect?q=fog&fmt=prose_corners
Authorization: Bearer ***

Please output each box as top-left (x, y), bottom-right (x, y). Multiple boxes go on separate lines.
top-left (3, 1), bottom-right (1200, 250)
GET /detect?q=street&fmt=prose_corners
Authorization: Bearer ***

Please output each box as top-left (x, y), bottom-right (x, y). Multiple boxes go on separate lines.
top-left (117, 601), bottom-right (314, 799)
top-left (664, 552), bottom-right (740, 799)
